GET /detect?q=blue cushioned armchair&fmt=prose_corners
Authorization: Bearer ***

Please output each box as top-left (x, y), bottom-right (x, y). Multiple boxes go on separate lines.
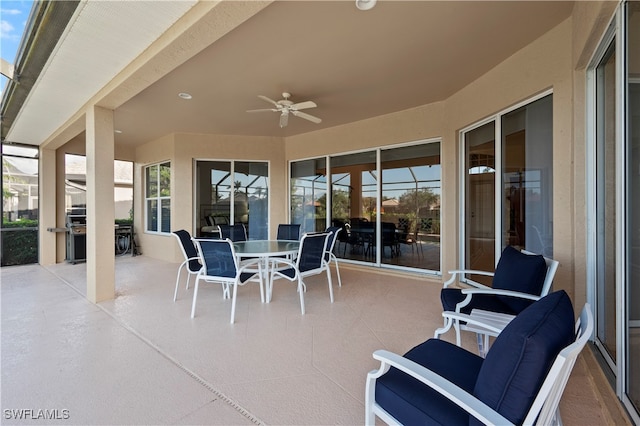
top-left (437, 245), bottom-right (559, 354)
top-left (366, 291), bottom-right (593, 426)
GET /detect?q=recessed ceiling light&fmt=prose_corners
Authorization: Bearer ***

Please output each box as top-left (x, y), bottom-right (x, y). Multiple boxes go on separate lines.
top-left (114, 129), bottom-right (123, 134)
top-left (178, 92), bottom-right (192, 100)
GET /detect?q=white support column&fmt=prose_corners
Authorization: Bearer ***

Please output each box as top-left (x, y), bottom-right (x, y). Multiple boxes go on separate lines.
top-left (86, 106), bottom-right (115, 303)
top-left (39, 147), bottom-right (57, 265)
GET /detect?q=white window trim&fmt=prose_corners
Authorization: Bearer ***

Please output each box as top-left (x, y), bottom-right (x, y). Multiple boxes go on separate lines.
top-left (144, 161), bottom-right (171, 235)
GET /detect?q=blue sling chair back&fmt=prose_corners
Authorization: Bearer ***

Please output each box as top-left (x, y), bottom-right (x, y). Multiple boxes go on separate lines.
top-left (190, 238), bottom-right (262, 324)
top-left (268, 232), bottom-right (333, 315)
top-left (171, 229), bottom-right (202, 301)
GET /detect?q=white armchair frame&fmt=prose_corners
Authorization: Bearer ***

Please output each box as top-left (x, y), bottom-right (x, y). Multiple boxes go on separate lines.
top-left (366, 304), bottom-right (593, 426)
top-left (172, 230), bottom-right (203, 302)
top-left (436, 250), bottom-right (559, 354)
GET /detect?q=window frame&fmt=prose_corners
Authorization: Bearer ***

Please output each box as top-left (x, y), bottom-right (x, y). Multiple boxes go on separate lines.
top-left (144, 161), bottom-right (171, 234)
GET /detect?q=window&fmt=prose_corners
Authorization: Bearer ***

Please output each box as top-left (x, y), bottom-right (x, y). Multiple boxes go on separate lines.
top-left (145, 162), bottom-right (170, 233)
top-left (1, 144), bottom-right (39, 266)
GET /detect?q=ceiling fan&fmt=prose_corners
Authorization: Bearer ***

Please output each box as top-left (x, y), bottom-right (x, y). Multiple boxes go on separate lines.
top-left (247, 92), bottom-right (322, 128)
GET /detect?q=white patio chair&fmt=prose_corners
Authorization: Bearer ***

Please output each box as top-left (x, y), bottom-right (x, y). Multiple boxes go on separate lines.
top-left (268, 232), bottom-right (332, 314)
top-left (171, 229), bottom-right (202, 301)
top-left (436, 245), bottom-right (559, 355)
top-left (191, 238), bottom-right (262, 323)
top-left (366, 291), bottom-right (593, 426)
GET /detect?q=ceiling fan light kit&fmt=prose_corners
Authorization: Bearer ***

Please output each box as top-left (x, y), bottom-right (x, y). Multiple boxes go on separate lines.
top-left (247, 92), bottom-right (322, 128)
top-left (355, 0), bottom-right (376, 11)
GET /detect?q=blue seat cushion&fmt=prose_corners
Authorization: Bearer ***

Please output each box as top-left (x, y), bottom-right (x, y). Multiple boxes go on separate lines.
top-left (471, 290), bottom-right (575, 426)
top-left (375, 339), bottom-right (484, 425)
top-left (441, 287), bottom-right (519, 315)
top-left (492, 245), bottom-right (548, 312)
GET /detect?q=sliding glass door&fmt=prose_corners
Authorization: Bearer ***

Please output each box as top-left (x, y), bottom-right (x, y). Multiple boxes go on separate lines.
top-left (461, 94), bottom-right (553, 285)
top-left (588, 3), bottom-right (639, 420)
top-left (594, 39), bottom-right (618, 369)
top-left (380, 143), bottom-right (441, 270)
top-left (626, 2), bottom-right (640, 415)
top-left (463, 122), bottom-right (496, 284)
top-left (195, 160), bottom-right (269, 239)
top-left (290, 141), bottom-right (441, 273)
top-left (290, 158), bottom-right (327, 234)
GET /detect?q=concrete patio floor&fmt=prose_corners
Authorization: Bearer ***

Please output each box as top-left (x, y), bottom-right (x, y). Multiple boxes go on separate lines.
top-left (0, 255), bottom-right (631, 425)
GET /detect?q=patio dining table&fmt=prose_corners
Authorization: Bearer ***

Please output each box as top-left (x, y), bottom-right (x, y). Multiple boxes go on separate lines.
top-left (232, 240), bottom-right (300, 302)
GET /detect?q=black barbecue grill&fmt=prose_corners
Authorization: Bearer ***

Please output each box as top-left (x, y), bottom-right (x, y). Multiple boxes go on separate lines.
top-left (66, 213), bottom-right (86, 264)
top-left (46, 210), bottom-right (140, 262)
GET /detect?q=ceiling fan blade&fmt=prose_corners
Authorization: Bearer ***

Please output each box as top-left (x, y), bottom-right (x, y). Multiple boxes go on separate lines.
top-left (291, 100), bottom-right (317, 111)
top-left (246, 108), bottom-right (278, 113)
top-left (279, 111), bottom-right (289, 128)
top-left (258, 95), bottom-right (280, 107)
top-left (292, 110), bottom-right (322, 124)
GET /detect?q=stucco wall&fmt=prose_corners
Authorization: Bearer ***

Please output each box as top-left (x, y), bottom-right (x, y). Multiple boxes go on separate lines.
top-left (284, 17), bottom-right (576, 295)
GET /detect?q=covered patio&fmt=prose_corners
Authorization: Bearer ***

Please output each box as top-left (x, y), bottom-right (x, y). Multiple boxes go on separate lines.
top-left (1, 257), bottom-right (627, 425)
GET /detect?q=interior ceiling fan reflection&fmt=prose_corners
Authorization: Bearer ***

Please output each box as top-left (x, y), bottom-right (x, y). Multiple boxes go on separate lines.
top-left (247, 92), bottom-right (322, 128)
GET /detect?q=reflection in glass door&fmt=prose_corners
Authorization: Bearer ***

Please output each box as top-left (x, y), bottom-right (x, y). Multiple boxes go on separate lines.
top-left (331, 151), bottom-right (376, 264)
top-left (290, 158), bottom-right (327, 234)
top-left (236, 161), bottom-right (269, 240)
top-left (464, 122), bottom-right (496, 285)
top-left (502, 95), bottom-right (553, 257)
top-left (380, 143), bottom-right (441, 271)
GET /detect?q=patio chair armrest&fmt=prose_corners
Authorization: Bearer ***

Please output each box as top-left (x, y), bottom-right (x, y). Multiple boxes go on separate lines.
top-left (180, 256), bottom-right (201, 264)
top-left (368, 349), bottom-right (513, 426)
top-left (455, 288), bottom-right (540, 312)
top-left (237, 258), bottom-right (262, 273)
top-left (269, 257), bottom-right (297, 275)
top-left (440, 311), bottom-right (503, 335)
top-left (443, 270), bottom-right (494, 288)
top-left (460, 288), bottom-right (542, 301)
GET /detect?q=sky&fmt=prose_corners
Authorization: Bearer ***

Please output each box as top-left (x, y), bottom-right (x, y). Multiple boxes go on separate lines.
top-left (1, 0), bottom-right (34, 95)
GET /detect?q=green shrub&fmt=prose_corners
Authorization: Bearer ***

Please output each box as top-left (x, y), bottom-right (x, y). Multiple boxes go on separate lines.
top-left (1, 228), bottom-right (38, 266)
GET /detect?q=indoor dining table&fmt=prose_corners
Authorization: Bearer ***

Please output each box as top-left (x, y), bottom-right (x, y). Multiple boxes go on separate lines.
top-left (232, 240), bottom-right (300, 302)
